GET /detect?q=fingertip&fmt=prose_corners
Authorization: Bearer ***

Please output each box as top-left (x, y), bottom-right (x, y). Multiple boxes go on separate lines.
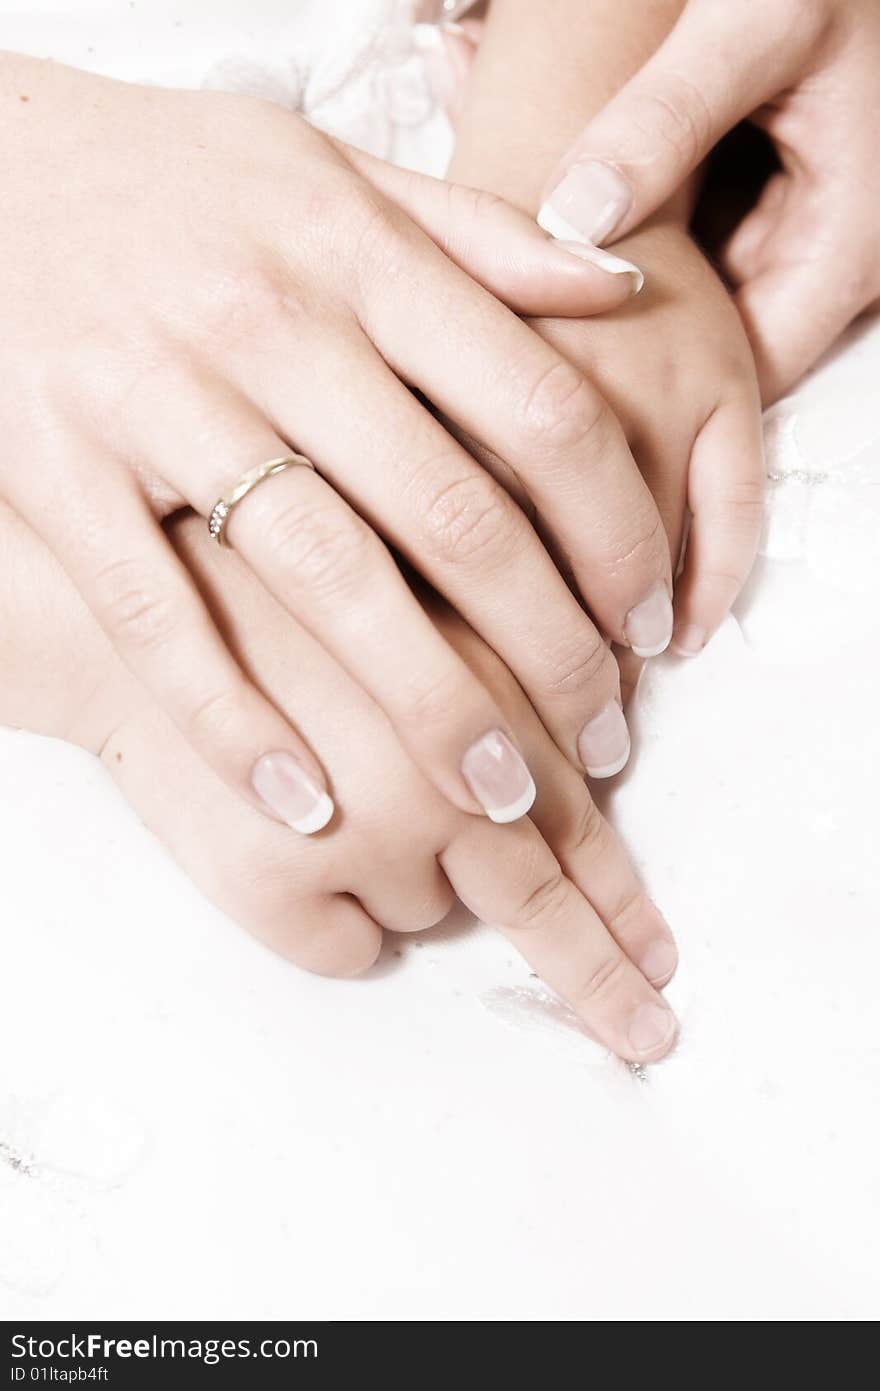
top-left (552, 239), bottom-right (644, 295)
top-left (504, 233), bottom-right (643, 317)
top-left (626, 1000), bottom-right (679, 1063)
top-left (288, 895), bottom-right (384, 978)
top-left (671, 622), bottom-right (707, 658)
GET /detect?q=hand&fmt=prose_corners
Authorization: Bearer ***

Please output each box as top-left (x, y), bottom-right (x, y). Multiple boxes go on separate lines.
top-left (0, 502), bottom-right (679, 1063)
top-left (538, 0), bottom-right (880, 402)
top-left (457, 220), bottom-right (764, 668)
top-left (0, 52), bottom-right (675, 837)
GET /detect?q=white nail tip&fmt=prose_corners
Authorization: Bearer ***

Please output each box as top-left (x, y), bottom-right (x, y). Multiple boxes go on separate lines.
top-left (572, 246), bottom-right (643, 292)
top-left (290, 793), bottom-right (335, 835)
top-left (538, 215), bottom-right (643, 293)
top-left (485, 775), bottom-right (538, 825)
top-left (585, 740), bottom-right (632, 781)
top-left (537, 203), bottom-right (587, 243)
top-left (631, 636), bottom-right (672, 659)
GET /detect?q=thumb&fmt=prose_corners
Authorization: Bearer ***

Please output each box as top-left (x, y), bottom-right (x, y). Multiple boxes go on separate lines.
top-left (537, 0), bottom-right (808, 247)
top-left (341, 143), bottom-right (644, 317)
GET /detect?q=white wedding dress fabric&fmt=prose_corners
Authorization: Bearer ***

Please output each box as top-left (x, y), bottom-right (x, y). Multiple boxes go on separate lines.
top-left (1, 0), bottom-right (878, 1320)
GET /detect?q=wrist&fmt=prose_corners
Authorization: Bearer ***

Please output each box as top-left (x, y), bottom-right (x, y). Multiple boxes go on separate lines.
top-left (446, 0), bottom-right (688, 216)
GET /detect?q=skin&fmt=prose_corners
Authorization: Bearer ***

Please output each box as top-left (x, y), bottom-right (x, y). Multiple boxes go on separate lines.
top-left (444, 0), bottom-right (765, 667)
top-left (0, 50), bottom-right (679, 835)
top-left (0, 502), bottom-right (679, 1063)
top-left (539, 0), bottom-right (880, 404)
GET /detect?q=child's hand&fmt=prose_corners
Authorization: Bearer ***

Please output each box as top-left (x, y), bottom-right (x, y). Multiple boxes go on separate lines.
top-left (523, 220), bottom-right (764, 665)
top-left (443, 3), bottom-right (763, 665)
top-left (0, 503), bottom-right (678, 1063)
top-left (539, 0), bottom-right (880, 402)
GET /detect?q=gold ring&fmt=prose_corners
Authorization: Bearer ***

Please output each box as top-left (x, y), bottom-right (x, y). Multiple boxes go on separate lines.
top-left (208, 454), bottom-right (315, 547)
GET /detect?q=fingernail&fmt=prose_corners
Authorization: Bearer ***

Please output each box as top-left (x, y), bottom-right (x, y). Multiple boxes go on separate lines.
top-left (552, 239), bottom-right (644, 295)
top-left (625, 585), bottom-right (673, 658)
top-left (672, 624), bottom-right (707, 657)
top-left (538, 160), bottom-right (632, 247)
top-left (628, 1002), bottom-right (677, 1058)
top-left (577, 700), bottom-right (631, 778)
top-left (462, 730), bottom-right (537, 824)
top-left (252, 752), bottom-right (334, 835)
top-left (636, 938), bottom-right (678, 987)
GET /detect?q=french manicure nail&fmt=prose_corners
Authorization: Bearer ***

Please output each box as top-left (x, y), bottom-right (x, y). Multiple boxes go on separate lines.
top-left (538, 160), bottom-right (632, 247)
top-left (577, 700), bottom-right (631, 778)
top-left (462, 730), bottom-right (536, 824)
top-left (625, 585), bottom-right (674, 658)
top-left (552, 239), bottom-right (644, 295)
top-left (672, 624), bottom-right (707, 657)
top-left (628, 1002), bottom-right (677, 1058)
top-left (637, 938), bottom-right (678, 987)
top-left (252, 752), bottom-right (334, 835)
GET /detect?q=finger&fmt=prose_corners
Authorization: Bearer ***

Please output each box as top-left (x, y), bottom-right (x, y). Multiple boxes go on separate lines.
top-left (354, 860), bottom-right (456, 935)
top-left (441, 818), bottom-right (678, 1063)
top-left (233, 330), bottom-right (630, 780)
top-left (735, 248), bottom-right (878, 405)
top-left (154, 388), bottom-right (540, 823)
top-left (434, 605), bottom-right (677, 985)
top-left (9, 450), bottom-right (336, 835)
top-left (532, 781), bottom-right (678, 989)
top-left (672, 395), bottom-right (764, 655)
top-left (536, 0), bottom-right (818, 247)
top-left (102, 702), bottom-right (383, 977)
top-left (341, 142), bottom-right (643, 316)
top-left (350, 226), bottom-right (674, 658)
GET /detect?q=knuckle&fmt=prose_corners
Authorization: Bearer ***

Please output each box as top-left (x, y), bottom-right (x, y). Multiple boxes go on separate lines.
top-left (402, 667), bottom-right (470, 732)
top-left (606, 511), bottom-right (668, 580)
top-left (419, 469), bottom-right (523, 567)
top-left (725, 477), bottom-right (765, 521)
top-left (186, 684), bottom-right (246, 744)
top-left (516, 360), bottom-right (606, 457)
top-left (345, 191), bottom-right (415, 295)
top-left (573, 951), bottom-right (629, 1011)
top-left (635, 73), bottom-right (713, 169)
top-left (561, 796), bottom-right (608, 860)
top-left (514, 869), bottom-right (571, 929)
top-left (393, 880), bottom-right (458, 934)
top-left (609, 887), bottom-right (653, 942)
top-left (265, 498), bottom-right (374, 600)
top-left (92, 558), bottom-right (180, 652)
top-left (446, 181), bottom-right (505, 227)
top-left (195, 260), bottom-right (288, 354)
top-left (544, 633), bottom-right (614, 700)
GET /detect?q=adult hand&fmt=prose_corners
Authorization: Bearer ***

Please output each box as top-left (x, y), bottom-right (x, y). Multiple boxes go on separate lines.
top-left (0, 502), bottom-right (679, 1063)
top-left (0, 53), bottom-right (673, 837)
top-left (538, 0), bottom-right (880, 402)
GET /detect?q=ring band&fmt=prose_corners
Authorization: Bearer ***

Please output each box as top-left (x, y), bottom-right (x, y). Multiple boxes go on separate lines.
top-left (208, 454), bottom-right (315, 547)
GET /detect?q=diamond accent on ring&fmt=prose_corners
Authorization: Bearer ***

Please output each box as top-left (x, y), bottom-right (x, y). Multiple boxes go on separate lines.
top-left (207, 455), bottom-right (315, 547)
